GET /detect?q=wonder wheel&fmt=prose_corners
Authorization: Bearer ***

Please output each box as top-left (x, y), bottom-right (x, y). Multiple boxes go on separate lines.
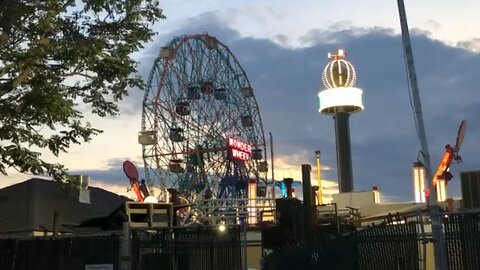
top-left (139, 33), bottom-right (268, 203)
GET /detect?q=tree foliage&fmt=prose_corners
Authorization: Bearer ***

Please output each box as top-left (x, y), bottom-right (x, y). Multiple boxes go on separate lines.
top-left (0, 0), bottom-right (164, 179)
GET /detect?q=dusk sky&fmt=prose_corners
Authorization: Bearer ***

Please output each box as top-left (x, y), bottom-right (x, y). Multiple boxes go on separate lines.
top-left (3, 0), bottom-right (480, 202)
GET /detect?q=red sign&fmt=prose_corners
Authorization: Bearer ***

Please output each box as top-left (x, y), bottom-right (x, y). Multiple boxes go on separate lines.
top-left (228, 138), bottom-right (251, 161)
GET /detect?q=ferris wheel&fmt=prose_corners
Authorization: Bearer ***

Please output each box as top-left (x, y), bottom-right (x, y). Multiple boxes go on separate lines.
top-left (139, 33), bottom-right (268, 202)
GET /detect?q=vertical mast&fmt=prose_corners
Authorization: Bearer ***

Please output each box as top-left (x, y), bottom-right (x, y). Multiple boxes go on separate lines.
top-left (397, 1), bottom-right (447, 269)
top-left (315, 150), bottom-right (323, 204)
top-left (269, 132), bottom-right (275, 198)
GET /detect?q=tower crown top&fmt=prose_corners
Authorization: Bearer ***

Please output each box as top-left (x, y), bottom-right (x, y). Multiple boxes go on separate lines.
top-left (327, 49), bottom-right (347, 60)
top-left (322, 49), bottom-right (356, 89)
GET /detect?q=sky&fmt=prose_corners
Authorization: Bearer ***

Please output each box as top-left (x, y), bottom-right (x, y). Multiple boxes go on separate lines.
top-left (3, 0), bottom-right (480, 203)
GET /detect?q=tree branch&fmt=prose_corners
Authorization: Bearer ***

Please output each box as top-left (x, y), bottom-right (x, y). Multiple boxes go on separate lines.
top-left (0, 63), bottom-right (16, 77)
top-left (0, 32), bottom-right (8, 47)
top-left (1, 0), bottom-right (77, 97)
top-left (7, 3), bottom-right (60, 89)
top-left (62, 71), bottom-right (96, 80)
top-left (60, 0), bottom-right (75, 11)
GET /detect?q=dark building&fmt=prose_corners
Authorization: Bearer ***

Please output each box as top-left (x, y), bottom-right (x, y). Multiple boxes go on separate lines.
top-left (461, 171), bottom-right (480, 209)
top-left (0, 178), bottom-right (127, 238)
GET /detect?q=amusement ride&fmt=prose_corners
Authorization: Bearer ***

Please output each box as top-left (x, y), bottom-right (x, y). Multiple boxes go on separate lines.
top-left (132, 33), bottom-right (269, 224)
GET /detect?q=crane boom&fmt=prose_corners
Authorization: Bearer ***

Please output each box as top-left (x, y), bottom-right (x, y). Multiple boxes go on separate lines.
top-left (397, 1), bottom-right (447, 269)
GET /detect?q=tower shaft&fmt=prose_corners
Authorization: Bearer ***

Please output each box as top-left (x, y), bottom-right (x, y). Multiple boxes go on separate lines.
top-left (334, 111), bottom-right (353, 192)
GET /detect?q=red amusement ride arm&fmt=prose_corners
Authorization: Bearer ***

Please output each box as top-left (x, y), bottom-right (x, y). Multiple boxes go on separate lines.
top-left (123, 161), bottom-right (145, 202)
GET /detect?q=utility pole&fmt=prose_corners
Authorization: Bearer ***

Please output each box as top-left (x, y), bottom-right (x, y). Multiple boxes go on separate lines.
top-left (397, 1), bottom-right (447, 269)
top-left (269, 132), bottom-right (275, 198)
top-left (315, 150), bottom-right (323, 204)
top-left (302, 164), bottom-right (313, 240)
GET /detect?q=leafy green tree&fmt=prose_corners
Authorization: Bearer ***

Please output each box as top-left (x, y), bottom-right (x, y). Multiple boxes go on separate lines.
top-left (0, 0), bottom-right (164, 179)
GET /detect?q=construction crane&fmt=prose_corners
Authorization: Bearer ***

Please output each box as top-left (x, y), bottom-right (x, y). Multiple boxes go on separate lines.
top-left (397, 0), bottom-right (448, 269)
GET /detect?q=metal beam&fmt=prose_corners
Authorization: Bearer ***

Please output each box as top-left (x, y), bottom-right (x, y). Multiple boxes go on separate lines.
top-left (397, 0), bottom-right (447, 268)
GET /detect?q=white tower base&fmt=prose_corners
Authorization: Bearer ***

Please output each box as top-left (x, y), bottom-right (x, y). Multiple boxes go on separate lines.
top-left (318, 87), bottom-right (364, 114)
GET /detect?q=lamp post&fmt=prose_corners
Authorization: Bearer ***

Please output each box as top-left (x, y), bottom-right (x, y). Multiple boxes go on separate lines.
top-left (318, 49), bottom-right (364, 193)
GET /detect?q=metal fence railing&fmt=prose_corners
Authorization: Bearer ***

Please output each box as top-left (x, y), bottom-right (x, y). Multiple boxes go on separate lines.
top-left (262, 214), bottom-right (421, 270)
top-left (356, 221), bottom-right (419, 270)
top-left (444, 212), bottom-right (480, 270)
top-left (131, 226), bottom-right (243, 270)
top-left (0, 235), bottom-right (120, 270)
top-left (3, 210), bottom-right (480, 270)
top-left (0, 227), bottom-right (243, 270)
top-left (187, 198), bottom-right (276, 225)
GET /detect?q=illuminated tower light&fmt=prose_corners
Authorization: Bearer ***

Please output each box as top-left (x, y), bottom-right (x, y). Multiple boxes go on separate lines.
top-left (319, 50), bottom-right (363, 113)
top-left (436, 179), bottom-right (447, 202)
top-left (413, 161), bottom-right (426, 203)
top-left (318, 87), bottom-right (363, 114)
top-left (372, 186), bottom-right (381, 204)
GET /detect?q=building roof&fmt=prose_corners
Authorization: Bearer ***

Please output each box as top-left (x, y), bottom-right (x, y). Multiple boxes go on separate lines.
top-left (0, 178), bottom-right (127, 234)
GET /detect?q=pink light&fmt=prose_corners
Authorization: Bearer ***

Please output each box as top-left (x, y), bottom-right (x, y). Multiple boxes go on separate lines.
top-left (228, 138), bottom-right (252, 153)
top-left (231, 149), bottom-right (250, 161)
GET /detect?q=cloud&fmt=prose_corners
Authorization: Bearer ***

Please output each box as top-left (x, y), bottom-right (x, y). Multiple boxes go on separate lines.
top-left (457, 38), bottom-right (480, 52)
top-left (185, 17), bottom-right (479, 201)
top-left (17, 13), bottom-right (476, 203)
top-left (425, 19), bottom-right (441, 31)
top-left (104, 157), bottom-right (143, 169)
top-left (299, 26), bottom-right (395, 47)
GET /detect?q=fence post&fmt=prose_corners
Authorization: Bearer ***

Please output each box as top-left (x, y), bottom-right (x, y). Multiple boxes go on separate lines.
top-left (243, 222), bottom-right (248, 270)
top-left (119, 222), bottom-right (131, 270)
top-left (302, 164), bottom-right (313, 241)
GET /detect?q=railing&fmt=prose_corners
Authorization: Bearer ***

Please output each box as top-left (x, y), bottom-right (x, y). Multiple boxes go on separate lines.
top-left (0, 235), bottom-right (120, 270)
top-left (130, 226), bottom-right (243, 270)
top-left (185, 198), bottom-right (276, 226)
top-left (356, 219), bottom-right (420, 270)
top-left (444, 212), bottom-right (480, 270)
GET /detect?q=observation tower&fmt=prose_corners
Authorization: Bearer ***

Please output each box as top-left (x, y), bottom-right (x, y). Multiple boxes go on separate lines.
top-left (318, 49), bottom-right (364, 192)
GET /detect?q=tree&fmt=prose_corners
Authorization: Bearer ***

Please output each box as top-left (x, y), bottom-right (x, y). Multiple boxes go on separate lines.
top-left (0, 0), bottom-right (164, 179)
